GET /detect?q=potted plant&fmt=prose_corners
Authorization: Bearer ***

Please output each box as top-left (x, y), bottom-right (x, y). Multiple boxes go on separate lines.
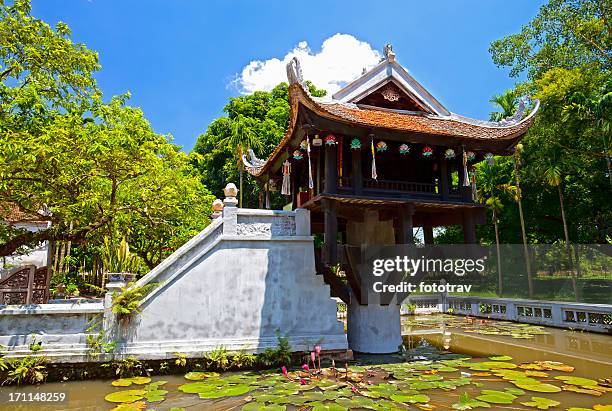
top-left (102, 237), bottom-right (140, 283)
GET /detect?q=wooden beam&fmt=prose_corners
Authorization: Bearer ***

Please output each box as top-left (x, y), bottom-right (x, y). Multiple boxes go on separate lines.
top-left (397, 204), bottom-right (415, 244)
top-left (324, 141), bottom-right (338, 194)
top-left (440, 156), bottom-right (449, 200)
top-left (423, 224), bottom-right (434, 244)
top-left (462, 209), bottom-right (477, 244)
top-left (351, 148), bottom-right (363, 195)
top-left (322, 198), bottom-right (338, 264)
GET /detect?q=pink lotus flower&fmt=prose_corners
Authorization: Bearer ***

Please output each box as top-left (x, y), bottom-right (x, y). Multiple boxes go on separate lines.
top-left (314, 345), bottom-right (321, 355)
top-left (302, 364), bottom-right (309, 372)
top-left (300, 378), bottom-right (307, 385)
top-left (310, 352), bottom-right (316, 363)
top-left (281, 366), bottom-right (288, 376)
top-left (351, 386), bottom-right (359, 393)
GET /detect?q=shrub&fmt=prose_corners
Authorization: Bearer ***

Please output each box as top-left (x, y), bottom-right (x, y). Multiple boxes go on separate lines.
top-left (204, 346), bottom-right (230, 370)
top-left (111, 282), bottom-right (158, 317)
top-left (3, 356), bottom-right (47, 385)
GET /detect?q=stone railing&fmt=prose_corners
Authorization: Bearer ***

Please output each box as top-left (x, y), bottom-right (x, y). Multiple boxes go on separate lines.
top-left (404, 294), bottom-right (612, 333)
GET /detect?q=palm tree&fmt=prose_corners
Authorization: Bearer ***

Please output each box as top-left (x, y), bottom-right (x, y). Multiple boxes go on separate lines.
top-left (490, 91), bottom-right (518, 121)
top-left (512, 143), bottom-right (534, 298)
top-left (477, 161), bottom-right (506, 296)
top-left (219, 115), bottom-right (263, 207)
top-left (542, 164), bottom-right (579, 300)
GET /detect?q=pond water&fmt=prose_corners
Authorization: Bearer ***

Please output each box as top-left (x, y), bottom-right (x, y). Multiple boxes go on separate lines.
top-left (0, 314), bottom-right (610, 411)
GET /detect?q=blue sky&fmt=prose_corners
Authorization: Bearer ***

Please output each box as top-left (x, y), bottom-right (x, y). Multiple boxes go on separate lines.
top-left (32, 1), bottom-right (545, 151)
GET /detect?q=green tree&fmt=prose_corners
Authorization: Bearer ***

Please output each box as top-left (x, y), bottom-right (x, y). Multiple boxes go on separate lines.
top-left (489, 91), bottom-right (518, 121)
top-left (0, 2), bottom-right (214, 268)
top-left (193, 81), bottom-right (326, 208)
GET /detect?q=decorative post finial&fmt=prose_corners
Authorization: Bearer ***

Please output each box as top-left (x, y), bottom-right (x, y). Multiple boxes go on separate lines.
top-left (223, 183), bottom-right (239, 207)
top-left (383, 44), bottom-right (395, 62)
top-left (211, 199), bottom-right (224, 219)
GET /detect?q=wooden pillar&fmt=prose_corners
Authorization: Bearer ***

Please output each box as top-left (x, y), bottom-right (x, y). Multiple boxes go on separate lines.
top-left (440, 156), bottom-right (449, 200)
top-left (423, 224), bottom-right (434, 245)
top-left (322, 198), bottom-right (338, 264)
top-left (324, 142), bottom-right (338, 194)
top-left (351, 148), bottom-right (363, 195)
top-left (397, 204), bottom-right (415, 244)
top-left (462, 210), bottom-right (477, 244)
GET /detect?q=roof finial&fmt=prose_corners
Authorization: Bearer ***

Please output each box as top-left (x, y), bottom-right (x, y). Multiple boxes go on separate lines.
top-left (383, 44), bottom-right (395, 62)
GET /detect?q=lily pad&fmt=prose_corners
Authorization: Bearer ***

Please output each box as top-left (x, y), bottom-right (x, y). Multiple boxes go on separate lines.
top-left (520, 396), bottom-right (561, 410)
top-left (562, 385), bottom-right (604, 396)
top-left (513, 380), bottom-right (561, 393)
top-left (198, 384), bottom-right (252, 399)
top-left (310, 403), bottom-right (348, 411)
top-left (469, 361), bottom-right (517, 371)
top-left (554, 376), bottom-right (598, 387)
top-left (184, 371), bottom-right (218, 380)
top-left (111, 376), bottom-right (151, 387)
top-left (104, 389), bottom-right (146, 403)
top-left (110, 402), bottom-right (146, 411)
top-left (476, 389), bottom-right (517, 404)
top-left (242, 403), bottom-right (287, 411)
top-left (144, 389), bottom-right (168, 402)
top-left (489, 355), bottom-right (513, 361)
top-left (390, 393), bottom-right (430, 403)
top-left (452, 392), bottom-right (491, 410)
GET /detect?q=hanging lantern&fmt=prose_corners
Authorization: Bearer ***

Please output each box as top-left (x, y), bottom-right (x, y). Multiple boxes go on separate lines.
top-left (485, 152), bottom-right (495, 165)
top-left (312, 134), bottom-right (323, 146)
top-left (444, 148), bottom-right (456, 160)
top-left (300, 140), bottom-right (308, 150)
top-left (399, 143), bottom-right (410, 155)
top-left (325, 134), bottom-right (337, 145)
top-left (466, 151), bottom-right (476, 162)
top-left (422, 145), bottom-right (434, 157)
top-left (376, 141), bottom-right (388, 152)
top-left (293, 150), bottom-right (303, 160)
top-left (350, 138), bottom-right (361, 150)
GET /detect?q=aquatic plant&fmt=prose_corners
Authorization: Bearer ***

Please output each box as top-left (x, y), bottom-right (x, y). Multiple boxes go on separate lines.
top-left (258, 334), bottom-right (291, 367)
top-left (2, 356), bottom-right (47, 385)
top-left (204, 346), bottom-right (230, 370)
top-left (102, 356), bottom-right (144, 378)
top-left (230, 351), bottom-right (257, 369)
top-left (174, 352), bottom-right (187, 367)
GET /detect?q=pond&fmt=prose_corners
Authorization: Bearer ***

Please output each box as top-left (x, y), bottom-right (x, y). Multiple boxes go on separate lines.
top-left (1, 314), bottom-right (610, 411)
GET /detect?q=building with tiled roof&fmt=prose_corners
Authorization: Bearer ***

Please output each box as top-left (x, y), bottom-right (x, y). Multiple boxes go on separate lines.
top-left (240, 45), bottom-right (538, 321)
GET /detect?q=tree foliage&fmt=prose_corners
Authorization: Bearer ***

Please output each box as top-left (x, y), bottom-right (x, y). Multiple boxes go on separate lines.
top-left (192, 81), bottom-right (326, 208)
top-left (0, 0), bottom-right (214, 268)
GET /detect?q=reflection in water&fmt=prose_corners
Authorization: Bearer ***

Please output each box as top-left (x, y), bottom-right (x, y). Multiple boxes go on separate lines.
top-left (402, 313), bottom-right (612, 379)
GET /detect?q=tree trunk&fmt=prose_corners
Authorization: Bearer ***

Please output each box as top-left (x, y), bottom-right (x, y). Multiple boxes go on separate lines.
top-left (515, 159), bottom-right (533, 297)
top-left (239, 167), bottom-right (243, 208)
top-left (493, 209), bottom-right (503, 296)
top-left (558, 185), bottom-right (579, 301)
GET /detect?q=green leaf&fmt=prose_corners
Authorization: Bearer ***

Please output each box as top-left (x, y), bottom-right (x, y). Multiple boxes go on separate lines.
top-left (104, 389), bottom-right (146, 403)
top-left (520, 396), bottom-right (561, 410)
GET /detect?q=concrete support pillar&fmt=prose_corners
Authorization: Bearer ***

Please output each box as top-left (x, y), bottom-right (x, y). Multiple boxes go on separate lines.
top-left (397, 205), bottom-right (415, 244)
top-left (295, 208), bottom-right (311, 236)
top-left (347, 303), bottom-right (402, 353)
top-left (223, 183), bottom-right (239, 235)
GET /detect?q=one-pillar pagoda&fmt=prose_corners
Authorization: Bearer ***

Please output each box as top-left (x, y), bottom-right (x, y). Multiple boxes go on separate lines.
top-left (243, 45), bottom-right (539, 353)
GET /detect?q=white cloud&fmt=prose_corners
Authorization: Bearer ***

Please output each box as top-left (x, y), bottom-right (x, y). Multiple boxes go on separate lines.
top-left (234, 34), bottom-right (382, 97)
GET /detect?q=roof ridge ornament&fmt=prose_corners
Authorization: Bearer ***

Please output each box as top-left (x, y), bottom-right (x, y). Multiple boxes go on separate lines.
top-left (242, 148), bottom-right (267, 170)
top-left (383, 44), bottom-right (395, 62)
top-left (286, 57), bottom-right (304, 86)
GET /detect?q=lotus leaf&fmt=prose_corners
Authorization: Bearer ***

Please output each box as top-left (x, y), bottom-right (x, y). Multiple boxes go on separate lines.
top-left (144, 389), bottom-right (168, 402)
top-left (111, 376), bottom-right (151, 387)
top-left (184, 372), bottom-right (218, 380)
top-left (390, 393), bottom-right (430, 403)
top-left (242, 403), bottom-right (287, 411)
top-left (452, 392), bottom-right (491, 410)
top-left (310, 403), bottom-right (348, 411)
top-left (512, 380), bottom-right (561, 393)
top-left (562, 385), bottom-right (604, 396)
top-left (197, 384), bottom-right (252, 399)
top-left (594, 406), bottom-right (612, 411)
top-left (104, 389), bottom-right (146, 403)
top-left (469, 361), bottom-right (517, 371)
top-left (476, 389), bottom-right (517, 404)
top-left (520, 396), bottom-right (561, 409)
top-left (335, 397), bottom-right (375, 408)
top-left (489, 355), bottom-right (513, 361)
top-left (110, 402), bottom-right (146, 411)
top-left (554, 376), bottom-right (598, 387)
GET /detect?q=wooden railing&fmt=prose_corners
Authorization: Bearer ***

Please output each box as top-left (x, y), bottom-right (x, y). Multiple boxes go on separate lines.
top-left (363, 178), bottom-right (436, 194)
